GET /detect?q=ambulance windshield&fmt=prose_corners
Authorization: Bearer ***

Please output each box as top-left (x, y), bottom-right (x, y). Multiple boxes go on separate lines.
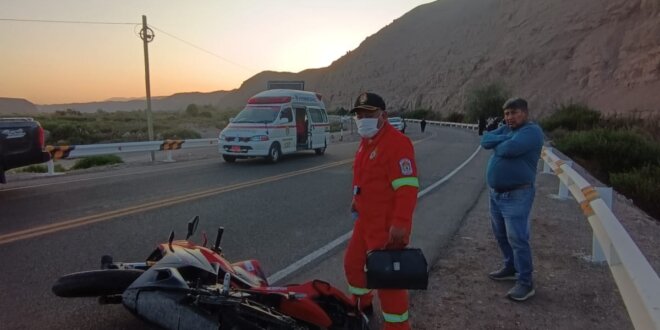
top-left (232, 106), bottom-right (281, 123)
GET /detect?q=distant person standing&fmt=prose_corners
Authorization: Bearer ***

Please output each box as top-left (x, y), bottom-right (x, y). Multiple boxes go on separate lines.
top-left (420, 118), bottom-right (427, 133)
top-left (480, 97), bottom-right (544, 302)
top-left (478, 114), bottom-right (486, 136)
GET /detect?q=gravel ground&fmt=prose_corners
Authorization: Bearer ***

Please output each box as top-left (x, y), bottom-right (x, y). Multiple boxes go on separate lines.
top-left (411, 168), bottom-right (660, 329)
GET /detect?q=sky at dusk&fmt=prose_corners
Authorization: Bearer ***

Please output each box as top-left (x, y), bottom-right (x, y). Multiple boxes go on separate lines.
top-left (1, 0), bottom-right (433, 104)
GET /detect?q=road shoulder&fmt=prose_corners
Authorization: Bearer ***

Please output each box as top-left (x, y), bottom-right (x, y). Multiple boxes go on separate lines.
top-left (411, 172), bottom-right (635, 329)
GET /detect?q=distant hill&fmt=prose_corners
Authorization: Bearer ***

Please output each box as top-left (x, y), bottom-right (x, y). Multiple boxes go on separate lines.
top-left (0, 98), bottom-right (38, 115)
top-left (36, 90), bottom-right (229, 113)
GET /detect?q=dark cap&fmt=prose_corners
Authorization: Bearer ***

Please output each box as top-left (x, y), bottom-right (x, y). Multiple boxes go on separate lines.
top-left (502, 97), bottom-right (528, 111)
top-left (350, 92), bottom-right (386, 113)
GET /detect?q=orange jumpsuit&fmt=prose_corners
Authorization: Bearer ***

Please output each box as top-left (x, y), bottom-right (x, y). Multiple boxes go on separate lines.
top-left (344, 121), bottom-right (419, 330)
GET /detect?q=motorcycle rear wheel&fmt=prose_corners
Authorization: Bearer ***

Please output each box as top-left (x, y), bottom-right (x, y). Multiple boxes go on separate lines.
top-left (52, 269), bottom-right (144, 297)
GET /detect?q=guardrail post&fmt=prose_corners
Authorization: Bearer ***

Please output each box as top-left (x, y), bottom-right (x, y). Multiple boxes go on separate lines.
top-left (164, 150), bottom-right (175, 163)
top-left (47, 159), bottom-right (55, 176)
top-left (591, 187), bottom-right (613, 263)
top-left (542, 147), bottom-right (553, 174)
top-left (557, 161), bottom-right (573, 199)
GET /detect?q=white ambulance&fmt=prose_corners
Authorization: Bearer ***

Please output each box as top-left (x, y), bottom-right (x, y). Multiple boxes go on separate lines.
top-left (218, 89), bottom-right (330, 163)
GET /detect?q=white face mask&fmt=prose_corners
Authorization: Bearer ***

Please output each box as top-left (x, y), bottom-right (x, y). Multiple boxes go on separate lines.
top-left (355, 117), bottom-right (380, 138)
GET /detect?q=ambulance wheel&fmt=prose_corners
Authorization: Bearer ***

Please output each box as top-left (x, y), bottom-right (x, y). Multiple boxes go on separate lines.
top-left (315, 146), bottom-right (326, 155)
top-left (223, 155), bottom-right (236, 163)
top-left (267, 143), bottom-right (281, 163)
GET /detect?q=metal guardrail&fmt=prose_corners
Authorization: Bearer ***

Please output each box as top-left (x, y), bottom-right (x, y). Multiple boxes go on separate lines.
top-left (541, 147), bottom-right (660, 330)
top-left (405, 118), bottom-right (478, 130)
top-left (47, 138), bottom-right (218, 159)
top-left (44, 138), bottom-right (218, 174)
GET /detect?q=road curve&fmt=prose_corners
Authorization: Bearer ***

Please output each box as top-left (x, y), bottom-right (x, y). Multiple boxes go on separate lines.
top-left (0, 124), bottom-right (485, 329)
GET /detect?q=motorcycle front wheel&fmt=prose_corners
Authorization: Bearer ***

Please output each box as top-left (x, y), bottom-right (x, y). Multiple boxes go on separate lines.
top-left (52, 269), bottom-right (144, 297)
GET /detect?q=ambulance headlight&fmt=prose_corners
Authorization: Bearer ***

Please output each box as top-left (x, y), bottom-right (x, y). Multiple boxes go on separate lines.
top-left (251, 135), bottom-right (269, 141)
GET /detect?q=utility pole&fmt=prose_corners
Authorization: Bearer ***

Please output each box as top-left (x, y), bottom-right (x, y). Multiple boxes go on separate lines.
top-left (140, 15), bottom-right (155, 161)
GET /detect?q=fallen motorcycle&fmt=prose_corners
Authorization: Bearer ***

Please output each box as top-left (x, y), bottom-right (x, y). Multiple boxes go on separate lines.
top-left (52, 216), bottom-right (368, 329)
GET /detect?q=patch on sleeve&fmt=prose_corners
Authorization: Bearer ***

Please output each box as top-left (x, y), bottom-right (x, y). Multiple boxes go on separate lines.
top-left (399, 158), bottom-right (413, 176)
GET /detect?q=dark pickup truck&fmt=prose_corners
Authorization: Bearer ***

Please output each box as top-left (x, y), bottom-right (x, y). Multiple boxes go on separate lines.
top-left (0, 118), bottom-right (50, 183)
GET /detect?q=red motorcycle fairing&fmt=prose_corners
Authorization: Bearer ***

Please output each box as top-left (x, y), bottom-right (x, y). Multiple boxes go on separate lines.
top-left (247, 280), bottom-right (357, 328)
top-left (157, 240), bottom-right (360, 328)
top-left (231, 259), bottom-right (269, 287)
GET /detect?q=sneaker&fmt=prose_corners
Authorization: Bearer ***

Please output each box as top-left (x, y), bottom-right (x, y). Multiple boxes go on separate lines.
top-left (488, 267), bottom-right (517, 281)
top-left (506, 283), bottom-right (535, 301)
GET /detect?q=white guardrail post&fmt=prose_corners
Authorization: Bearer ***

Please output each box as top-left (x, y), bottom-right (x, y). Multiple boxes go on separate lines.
top-left (556, 160), bottom-right (573, 200)
top-left (541, 146), bottom-right (660, 329)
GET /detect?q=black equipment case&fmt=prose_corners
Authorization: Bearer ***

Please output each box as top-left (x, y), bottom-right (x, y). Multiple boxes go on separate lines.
top-left (365, 248), bottom-right (428, 290)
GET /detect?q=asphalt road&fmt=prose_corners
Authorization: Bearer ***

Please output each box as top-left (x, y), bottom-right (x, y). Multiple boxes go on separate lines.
top-left (0, 124), bottom-right (486, 329)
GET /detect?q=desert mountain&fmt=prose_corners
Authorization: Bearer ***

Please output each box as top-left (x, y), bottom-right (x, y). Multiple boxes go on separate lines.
top-left (0, 98), bottom-right (38, 115)
top-left (221, 0), bottom-right (660, 117)
top-left (4, 0), bottom-right (658, 117)
top-left (295, 0), bottom-right (660, 117)
top-left (34, 90), bottom-right (228, 113)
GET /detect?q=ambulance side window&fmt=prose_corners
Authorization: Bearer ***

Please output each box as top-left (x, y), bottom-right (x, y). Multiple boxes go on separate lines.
top-left (308, 108), bottom-right (324, 123)
top-left (280, 108), bottom-right (293, 123)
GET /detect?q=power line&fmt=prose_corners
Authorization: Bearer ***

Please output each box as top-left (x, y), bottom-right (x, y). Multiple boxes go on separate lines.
top-left (150, 25), bottom-right (255, 72)
top-left (0, 17), bottom-right (256, 72)
top-left (0, 18), bottom-right (137, 25)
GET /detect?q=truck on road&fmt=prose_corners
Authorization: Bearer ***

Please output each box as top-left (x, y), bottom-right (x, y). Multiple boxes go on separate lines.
top-left (0, 117), bottom-right (50, 183)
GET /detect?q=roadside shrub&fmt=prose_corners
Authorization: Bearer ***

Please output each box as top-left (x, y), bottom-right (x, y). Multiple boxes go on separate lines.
top-left (445, 111), bottom-right (465, 123)
top-left (465, 83), bottom-right (511, 122)
top-left (185, 104), bottom-right (200, 117)
top-left (540, 103), bottom-right (601, 132)
top-left (329, 121), bottom-right (343, 132)
top-left (71, 155), bottom-right (123, 170)
top-left (602, 111), bottom-right (660, 142)
top-left (160, 128), bottom-right (201, 140)
top-left (405, 109), bottom-right (432, 120)
top-left (610, 165), bottom-right (660, 219)
top-left (554, 129), bottom-right (660, 181)
top-left (15, 163), bottom-right (66, 173)
top-left (328, 107), bottom-right (349, 116)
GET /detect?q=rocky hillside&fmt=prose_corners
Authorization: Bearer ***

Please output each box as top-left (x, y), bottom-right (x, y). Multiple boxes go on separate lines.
top-left (9, 0), bottom-right (658, 117)
top-left (218, 0), bottom-right (660, 117)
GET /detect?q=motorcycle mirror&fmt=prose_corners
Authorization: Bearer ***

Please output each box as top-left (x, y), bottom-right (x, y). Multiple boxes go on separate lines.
top-left (168, 230), bottom-right (175, 252)
top-left (213, 227), bottom-right (224, 253)
top-left (186, 215), bottom-right (200, 240)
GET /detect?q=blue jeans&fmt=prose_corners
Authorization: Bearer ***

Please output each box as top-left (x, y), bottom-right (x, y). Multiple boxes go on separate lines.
top-left (489, 186), bottom-right (535, 287)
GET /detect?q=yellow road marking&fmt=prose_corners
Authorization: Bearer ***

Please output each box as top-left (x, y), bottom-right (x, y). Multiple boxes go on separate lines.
top-left (0, 159), bottom-right (353, 245)
top-left (0, 132), bottom-right (434, 245)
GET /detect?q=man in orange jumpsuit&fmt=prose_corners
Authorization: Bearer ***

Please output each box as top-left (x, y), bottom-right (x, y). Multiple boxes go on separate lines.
top-left (345, 92), bottom-right (419, 330)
